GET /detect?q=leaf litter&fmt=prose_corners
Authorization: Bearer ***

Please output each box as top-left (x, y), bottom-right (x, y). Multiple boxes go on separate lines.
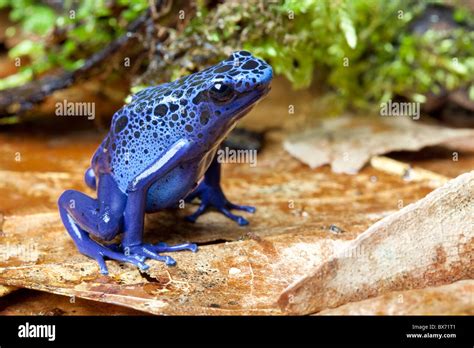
top-left (284, 116), bottom-right (474, 174)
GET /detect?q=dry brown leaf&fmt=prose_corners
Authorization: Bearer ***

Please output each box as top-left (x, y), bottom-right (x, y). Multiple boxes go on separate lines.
top-left (278, 171), bottom-right (474, 314)
top-left (0, 214), bottom-right (349, 314)
top-left (0, 131), bottom-right (445, 314)
top-left (284, 116), bottom-right (474, 174)
top-left (0, 284), bottom-right (17, 297)
top-left (444, 136), bottom-right (474, 153)
top-left (0, 289), bottom-right (145, 315)
top-left (318, 280), bottom-right (474, 315)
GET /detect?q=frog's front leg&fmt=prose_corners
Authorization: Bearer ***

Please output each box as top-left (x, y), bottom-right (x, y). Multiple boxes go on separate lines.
top-left (120, 139), bottom-right (198, 265)
top-left (185, 154), bottom-right (255, 226)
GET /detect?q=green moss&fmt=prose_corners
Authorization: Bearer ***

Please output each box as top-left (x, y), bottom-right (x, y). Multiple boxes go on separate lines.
top-left (153, 0), bottom-right (473, 109)
top-left (1, 0), bottom-right (473, 111)
top-left (0, 0), bottom-right (148, 89)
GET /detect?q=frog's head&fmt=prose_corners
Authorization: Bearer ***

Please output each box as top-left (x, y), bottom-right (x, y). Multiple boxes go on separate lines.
top-left (203, 51), bottom-right (273, 120)
top-left (181, 51), bottom-right (273, 148)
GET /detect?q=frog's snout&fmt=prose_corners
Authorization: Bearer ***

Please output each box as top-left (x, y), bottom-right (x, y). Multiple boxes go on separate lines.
top-left (256, 63), bottom-right (273, 96)
top-left (256, 58), bottom-right (273, 92)
top-left (261, 62), bottom-right (273, 84)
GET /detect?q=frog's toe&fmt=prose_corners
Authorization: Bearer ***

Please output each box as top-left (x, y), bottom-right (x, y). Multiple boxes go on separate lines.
top-left (146, 251), bottom-right (176, 266)
top-left (100, 247), bottom-right (150, 271)
top-left (227, 203), bottom-right (256, 213)
top-left (237, 216), bottom-right (249, 226)
top-left (154, 241), bottom-right (198, 253)
top-left (82, 244), bottom-right (149, 274)
top-left (185, 200), bottom-right (252, 226)
top-left (95, 255), bottom-right (109, 275)
top-left (218, 207), bottom-right (249, 226)
top-left (185, 203), bottom-right (207, 223)
top-left (164, 256), bottom-right (177, 266)
top-left (128, 244), bottom-right (169, 264)
top-left (127, 242), bottom-right (196, 266)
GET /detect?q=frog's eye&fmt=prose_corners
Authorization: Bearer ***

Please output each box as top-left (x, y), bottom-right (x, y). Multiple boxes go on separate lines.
top-left (209, 83), bottom-right (235, 103)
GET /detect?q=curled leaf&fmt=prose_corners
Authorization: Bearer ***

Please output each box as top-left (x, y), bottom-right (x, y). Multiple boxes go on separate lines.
top-left (278, 171), bottom-right (474, 314)
top-left (284, 116), bottom-right (474, 174)
top-left (318, 280), bottom-right (474, 315)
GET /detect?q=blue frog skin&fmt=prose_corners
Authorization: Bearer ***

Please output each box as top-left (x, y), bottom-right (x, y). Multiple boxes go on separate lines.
top-left (58, 51), bottom-right (273, 274)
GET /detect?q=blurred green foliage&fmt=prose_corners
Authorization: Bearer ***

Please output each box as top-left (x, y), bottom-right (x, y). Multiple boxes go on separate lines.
top-left (0, 0), bottom-right (148, 89)
top-left (0, 0), bottom-right (473, 109)
top-left (183, 0), bottom-right (474, 108)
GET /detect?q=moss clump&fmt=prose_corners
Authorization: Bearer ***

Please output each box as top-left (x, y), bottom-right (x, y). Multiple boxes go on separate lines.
top-left (1, 0), bottom-right (473, 110)
top-left (156, 0), bottom-right (473, 109)
top-left (0, 0), bottom-right (148, 89)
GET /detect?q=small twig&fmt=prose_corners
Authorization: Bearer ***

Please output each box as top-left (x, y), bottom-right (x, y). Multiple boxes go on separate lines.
top-left (0, 2), bottom-right (168, 117)
top-left (370, 155), bottom-right (449, 187)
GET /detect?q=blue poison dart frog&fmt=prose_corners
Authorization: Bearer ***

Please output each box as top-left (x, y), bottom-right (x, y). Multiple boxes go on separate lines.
top-left (58, 51), bottom-right (273, 274)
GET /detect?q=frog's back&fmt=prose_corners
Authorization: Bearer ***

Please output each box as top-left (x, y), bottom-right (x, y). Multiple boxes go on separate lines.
top-left (94, 96), bottom-right (177, 188)
top-left (92, 51), bottom-right (273, 195)
top-left (92, 69), bottom-right (213, 192)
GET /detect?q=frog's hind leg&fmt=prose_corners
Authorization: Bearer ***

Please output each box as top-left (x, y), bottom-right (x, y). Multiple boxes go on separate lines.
top-left (58, 174), bottom-right (148, 274)
top-left (184, 154), bottom-right (255, 226)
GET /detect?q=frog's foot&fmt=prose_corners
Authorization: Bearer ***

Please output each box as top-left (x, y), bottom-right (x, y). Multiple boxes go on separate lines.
top-left (124, 242), bottom-right (198, 266)
top-left (185, 182), bottom-right (255, 226)
top-left (77, 238), bottom-right (149, 275)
